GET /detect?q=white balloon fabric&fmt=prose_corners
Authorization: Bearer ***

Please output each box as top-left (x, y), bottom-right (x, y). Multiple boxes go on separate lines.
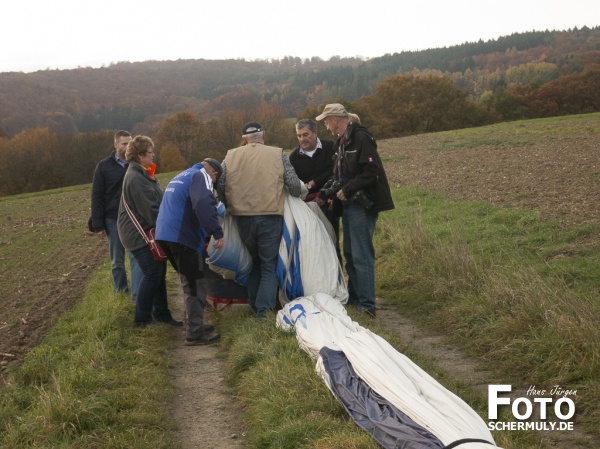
top-left (207, 211), bottom-right (252, 286)
top-left (277, 294), bottom-right (501, 449)
top-left (278, 195), bottom-right (348, 304)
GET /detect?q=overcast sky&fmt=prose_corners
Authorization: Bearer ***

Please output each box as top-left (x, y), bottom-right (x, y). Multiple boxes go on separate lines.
top-left (2, 0), bottom-right (599, 73)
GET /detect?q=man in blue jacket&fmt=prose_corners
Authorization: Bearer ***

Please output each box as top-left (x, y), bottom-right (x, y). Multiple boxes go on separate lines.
top-left (90, 130), bottom-right (142, 302)
top-left (156, 158), bottom-right (224, 345)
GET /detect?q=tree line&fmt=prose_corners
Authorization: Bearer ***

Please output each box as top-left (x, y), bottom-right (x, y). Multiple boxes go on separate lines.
top-left (1, 27), bottom-right (599, 196)
top-left (2, 56), bottom-right (599, 197)
top-left (1, 27), bottom-right (598, 137)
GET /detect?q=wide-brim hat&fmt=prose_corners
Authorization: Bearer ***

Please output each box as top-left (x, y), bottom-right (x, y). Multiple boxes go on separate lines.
top-left (315, 103), bottom-right (348, 121)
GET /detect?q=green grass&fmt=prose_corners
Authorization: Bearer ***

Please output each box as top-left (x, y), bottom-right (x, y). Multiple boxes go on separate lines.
top-left (411, 112), bottom-right (600, 153)
top-left (375, 187), bottom-right (600, 441)
top-left (0, 267), bottom-right (178, 449)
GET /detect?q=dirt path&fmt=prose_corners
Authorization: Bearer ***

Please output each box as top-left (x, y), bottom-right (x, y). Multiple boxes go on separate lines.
top-left (168, 287), bottom-right (248, 449)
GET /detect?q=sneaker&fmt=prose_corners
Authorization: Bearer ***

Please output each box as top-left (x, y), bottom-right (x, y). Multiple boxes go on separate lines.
top-left (184, 333), bottom-right (220, 346)
top-left (204, 324), bottom-right (215, 333)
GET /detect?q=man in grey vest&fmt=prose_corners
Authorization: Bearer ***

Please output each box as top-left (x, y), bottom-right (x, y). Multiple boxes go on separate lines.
top-left (217, 122), bottom-right (305, 318)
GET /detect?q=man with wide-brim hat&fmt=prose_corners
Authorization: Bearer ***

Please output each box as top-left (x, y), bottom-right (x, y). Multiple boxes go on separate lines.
top-left (316, 103), bottom-right (395, 318)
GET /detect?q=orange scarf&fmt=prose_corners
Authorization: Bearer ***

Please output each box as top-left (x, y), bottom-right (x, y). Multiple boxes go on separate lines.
top-left (144, 163), bottom-right (157, 180)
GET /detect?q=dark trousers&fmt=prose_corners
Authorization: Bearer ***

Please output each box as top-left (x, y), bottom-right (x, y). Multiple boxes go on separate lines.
top-left (160, 241), bottom-right (210, 340)
top-left (131, 245), bottom-right (171, 324)
top-left (236, 215), bottom-right (282, 318)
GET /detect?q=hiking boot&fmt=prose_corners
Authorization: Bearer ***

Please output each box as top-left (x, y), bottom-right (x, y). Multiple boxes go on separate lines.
top-left (158, 317), bottom-right (183, 327)
top-left (184, 333), bottom-right (220, 346)
top-left (135, 321), bottom-right (160, 328)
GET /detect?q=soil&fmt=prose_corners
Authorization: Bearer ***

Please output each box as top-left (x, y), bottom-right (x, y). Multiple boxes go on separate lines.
top-left (167, 292), bottom-right (248, 449)
top-left (1, 120), bottom-right (598, 448)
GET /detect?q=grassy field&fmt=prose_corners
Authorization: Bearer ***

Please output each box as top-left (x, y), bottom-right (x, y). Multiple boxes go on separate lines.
top-left (1, 114), bottom-right (598, 448)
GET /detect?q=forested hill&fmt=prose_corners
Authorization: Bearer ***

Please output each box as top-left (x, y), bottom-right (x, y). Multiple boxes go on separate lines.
top-left (0, 26), bottom-right (599, 137)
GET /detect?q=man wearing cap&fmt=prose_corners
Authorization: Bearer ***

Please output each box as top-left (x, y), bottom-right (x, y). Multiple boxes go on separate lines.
top-left (316, 104), bottom-right (394, 318)
top-left (155, 158), bottom-right (224, 345)
top-left (217, 122), bottom-right (305, 319)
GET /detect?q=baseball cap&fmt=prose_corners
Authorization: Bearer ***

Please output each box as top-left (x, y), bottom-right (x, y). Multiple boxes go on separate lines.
top-left (203, 158), bottom-right (223, 180)
top-left (315, 103), bottom-right (348, 121)
top-left (242, 122), bottom-right (264, 135)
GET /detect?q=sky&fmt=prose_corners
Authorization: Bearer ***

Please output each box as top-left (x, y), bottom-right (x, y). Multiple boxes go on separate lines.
top-left (2, 0), bottom-right (599, 73)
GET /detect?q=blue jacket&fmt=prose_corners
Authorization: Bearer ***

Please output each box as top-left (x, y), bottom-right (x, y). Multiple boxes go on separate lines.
top-left (155, 163), bottom-right (223, 253)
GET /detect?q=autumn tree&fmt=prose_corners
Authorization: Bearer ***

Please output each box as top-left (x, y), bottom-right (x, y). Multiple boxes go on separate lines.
top-left (523, 64), bottom-right (600, 117)
top-left (504, 61), bottom-right (560, 88)
top-left (363, 74), bottom-right (493, 137)
top-left (154, 111), bottom-right (210, 168)
top-left (0, 138), bottom-right (8, 195)
top-left (0, 128), bottom-right (62, 195)
top-left (211, 109), bottom-right (256, 151)
top-left (67, 130), bottom-right (116, 183)
top-left (206, 101), bottom-right (293, 153)
top-left (159, 142), bottom-right (187, 173)
top-left (480, 87), bottom-right (527, 121)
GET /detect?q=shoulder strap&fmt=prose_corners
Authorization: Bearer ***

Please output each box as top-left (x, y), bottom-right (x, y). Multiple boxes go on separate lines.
top-left (122, 196), bottom-right (150, 244)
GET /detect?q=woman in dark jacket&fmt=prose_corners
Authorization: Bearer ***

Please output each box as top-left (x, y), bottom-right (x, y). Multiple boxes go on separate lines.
top-left (117, 135), bottom-right (180, 327)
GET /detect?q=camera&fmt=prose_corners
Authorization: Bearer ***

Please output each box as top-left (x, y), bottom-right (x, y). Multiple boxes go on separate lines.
top-left (350, 189), bottom-right (374, 210)
top-left (318, 180), bottom-right (373, 210)
top-left (319, 180), bottom-right (342, 199)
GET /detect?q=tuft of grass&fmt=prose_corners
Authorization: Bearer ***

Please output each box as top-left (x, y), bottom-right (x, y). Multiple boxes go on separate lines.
top-left (0, 267), bottom-right (178, 449)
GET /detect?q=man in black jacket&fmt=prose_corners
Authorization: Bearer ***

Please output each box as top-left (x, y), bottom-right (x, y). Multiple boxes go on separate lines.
top-left (90, 130), bottom-right (141, 301)
top-left (289, 119), bottom-right (341, 260)
top-left (289, 119), bottom-right (335, 201)
top-left (316, 104), bottom-right (395, 318)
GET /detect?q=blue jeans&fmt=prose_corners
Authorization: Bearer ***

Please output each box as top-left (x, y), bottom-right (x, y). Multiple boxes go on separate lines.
top-left (236, 215), bottom-right (282, 318)
top-left (131, 245), bottom-right (171, 325)
top-left (342, 203), bottom-right (379, 311)
top-left (105, 218), bottom-right (141, 301)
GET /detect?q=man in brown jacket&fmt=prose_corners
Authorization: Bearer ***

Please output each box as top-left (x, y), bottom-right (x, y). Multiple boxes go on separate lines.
top-left (217, 122), bottom-right (305, 318)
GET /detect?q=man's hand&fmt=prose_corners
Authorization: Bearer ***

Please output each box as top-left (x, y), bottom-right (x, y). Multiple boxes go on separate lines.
top-left (300, 181), bottom-right (309, 200)
top-left (213, 238), bottom-right (224, 250)
top-left (336, 189), bottom-right (347, 201)
top-left (95, 230), bottom-right (107, 239)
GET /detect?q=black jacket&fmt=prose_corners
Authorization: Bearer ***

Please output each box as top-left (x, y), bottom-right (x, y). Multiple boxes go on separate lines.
top-left (333, 123), bottom-right (394, 214)
top-left (289, 139), bottom-right (335, 194)
top-left (90, 151), bottom-right (128, 231)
